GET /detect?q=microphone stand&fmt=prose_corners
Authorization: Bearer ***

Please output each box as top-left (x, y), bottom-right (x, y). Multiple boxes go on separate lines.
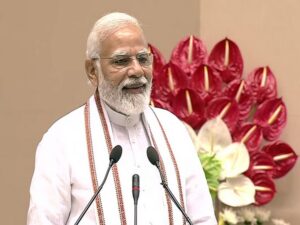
top-left (134, 202), bottom-right (138, 225)
top-left (74, 160), bottom-right (114, 225)
top-left (156, 163), bottom-right (193, 225)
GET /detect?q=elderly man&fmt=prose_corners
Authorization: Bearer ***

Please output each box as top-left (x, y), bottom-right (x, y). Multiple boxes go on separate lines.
top-left (27, 12), bottom-right (217, 225)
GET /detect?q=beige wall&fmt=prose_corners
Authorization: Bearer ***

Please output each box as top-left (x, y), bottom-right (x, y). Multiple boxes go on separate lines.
top-left (0, 1), bottom-right (199, 224)
top-left (200, 0), bottom-right (300, 224)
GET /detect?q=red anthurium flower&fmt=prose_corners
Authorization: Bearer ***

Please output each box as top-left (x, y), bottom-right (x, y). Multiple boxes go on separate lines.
top-left (151, 62), bottom-right (188, 103)
top-left (223, 79), bottom-right (254, 120)
top-left (147, 41), bottom-right (296, 207)
top-left (190, 64), bottom-right (222, 104)
top-left (233, 123), bottom-right (263, 152)
top-left (148, 44), bottom-right (166, 103)
top-left (170, 89), bottom-right (206, 130)
top-left (170, 35), bottom-right (207, 76)
top-left (164, 62), bottom-right (189, 94)
top-left (244, 151), bottom-right (275, 178)
top-left (246, 66), bottom-right (277, 104)
top-left (208, 38), bottom-right (243, 83)
top-left (247, 172), bottom-right (276, 206)
top-left (150, 74), bottom-right (171, 110)
top-left (148, 43), bottom-right (166, 79)
top-left (206, 96), bottom-right (240, 132)
top-left (253, 98), bottom-right (287, 141)
top-left (262, 141), bottom-right (298, 179)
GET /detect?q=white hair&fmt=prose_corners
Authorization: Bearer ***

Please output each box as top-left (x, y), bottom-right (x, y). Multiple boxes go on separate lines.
top-left (86, 12), bottom-right (143, 59)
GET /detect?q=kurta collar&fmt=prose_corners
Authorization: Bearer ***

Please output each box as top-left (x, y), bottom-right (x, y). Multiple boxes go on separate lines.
top-left (103, 101), bottom-right (141, 127)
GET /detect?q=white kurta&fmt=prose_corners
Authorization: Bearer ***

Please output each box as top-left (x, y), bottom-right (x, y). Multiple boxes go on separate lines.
top-left (27, 95), bottom-right (217, 225)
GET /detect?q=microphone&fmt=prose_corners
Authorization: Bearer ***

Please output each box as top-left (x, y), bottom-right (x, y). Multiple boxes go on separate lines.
top-left (132, 174), bottom-right (140, 204)
top-left (146, 146), bottom-right (194, 225)
top-left (74, 145), bottom-right (122, 225)
top-left (132, 174), bottom-right (140, 225)
top-left (109, 145), bottom-right (123, 166)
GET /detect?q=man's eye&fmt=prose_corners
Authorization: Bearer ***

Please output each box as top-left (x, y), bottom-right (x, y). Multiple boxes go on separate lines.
top-left (137, 55), bottom-right (149, 64)
top-left (112, 57), bottom-right (131, 66)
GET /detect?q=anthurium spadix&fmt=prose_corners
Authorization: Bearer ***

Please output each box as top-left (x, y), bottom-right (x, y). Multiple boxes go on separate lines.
top-left (218, 175), bottom-right (256, 207)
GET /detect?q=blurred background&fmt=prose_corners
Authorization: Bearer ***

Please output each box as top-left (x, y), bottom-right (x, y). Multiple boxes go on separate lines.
top-left (0, 0), bottom-right (299, 224)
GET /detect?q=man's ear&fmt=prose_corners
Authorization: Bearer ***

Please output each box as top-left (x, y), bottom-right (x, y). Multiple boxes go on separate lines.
top-left (85, 59), bottom-right (99, 87)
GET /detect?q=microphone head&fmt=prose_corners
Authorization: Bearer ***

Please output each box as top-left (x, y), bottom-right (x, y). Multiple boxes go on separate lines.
top-left (110, 145), bottom-right (122, 164)
top-left (132, 174), bottom-right (140, 188)
top-left (132, 174), bottom-right (140, 204)
top-left (147, 146), bottom-right (160, 166)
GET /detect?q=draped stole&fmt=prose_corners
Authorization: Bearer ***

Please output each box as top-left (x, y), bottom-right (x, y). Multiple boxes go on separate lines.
top-left (84, 93), bottom-right (186, 225)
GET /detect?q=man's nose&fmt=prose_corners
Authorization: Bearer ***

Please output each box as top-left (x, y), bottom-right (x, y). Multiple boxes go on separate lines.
top-left (127, 58), bottom-right (144, 77)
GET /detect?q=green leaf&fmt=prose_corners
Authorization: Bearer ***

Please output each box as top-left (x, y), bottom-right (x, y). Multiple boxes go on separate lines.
top-left (198, 152), bottom-right (222, 201)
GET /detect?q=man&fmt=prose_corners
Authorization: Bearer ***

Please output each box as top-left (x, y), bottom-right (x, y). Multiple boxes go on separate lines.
top-left (27, 12), bottom-right (217, 225)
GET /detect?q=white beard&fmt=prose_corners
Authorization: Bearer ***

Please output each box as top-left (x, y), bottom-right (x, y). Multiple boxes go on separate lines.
top-left (98, 76), bottom-right (152, 115)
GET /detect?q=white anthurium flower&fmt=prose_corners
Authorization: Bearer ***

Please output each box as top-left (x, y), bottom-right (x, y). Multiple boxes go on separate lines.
top-left (197, 117), bottom-right (232, 154)
top-left (216, 142), bottom-right (250, 179)
top-left (184, 123), bottom-right (202, 152)
top-left (186, 118), bottom-right (253, 207)
top-left (218, 175), bottom-right (256, 207)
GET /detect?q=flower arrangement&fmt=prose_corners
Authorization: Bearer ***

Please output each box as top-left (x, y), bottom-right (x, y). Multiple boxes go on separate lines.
top-left (149, 36), bottom-right (298, 210)
top-left (219, 206), bottom-right (290, 225)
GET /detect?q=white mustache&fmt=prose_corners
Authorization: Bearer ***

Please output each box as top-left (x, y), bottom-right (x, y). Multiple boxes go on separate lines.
top-left (120, 77), bottom-right (149, 89)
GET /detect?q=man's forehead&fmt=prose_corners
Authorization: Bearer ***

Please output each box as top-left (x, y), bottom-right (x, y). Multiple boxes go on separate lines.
top-left (100, 24), bottom-right (147, 56)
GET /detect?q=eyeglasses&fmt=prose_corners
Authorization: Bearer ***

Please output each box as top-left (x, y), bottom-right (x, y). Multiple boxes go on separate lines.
top-left (96, 52), bottom-right (153, 69)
